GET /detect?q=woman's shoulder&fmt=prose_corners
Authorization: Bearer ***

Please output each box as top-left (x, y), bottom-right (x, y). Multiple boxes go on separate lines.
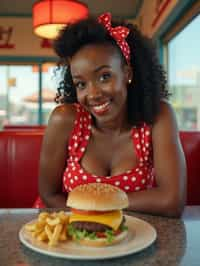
top-left (47, 103), bottom-right (77, 136)
top-left (155, 100), bottom-right (177, 124)
top-left (152, 100), bottom-right (179, 138)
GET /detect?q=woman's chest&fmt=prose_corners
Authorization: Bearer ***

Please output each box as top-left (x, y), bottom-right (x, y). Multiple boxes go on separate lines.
top-left (80, 131), bottom-right (139, 176)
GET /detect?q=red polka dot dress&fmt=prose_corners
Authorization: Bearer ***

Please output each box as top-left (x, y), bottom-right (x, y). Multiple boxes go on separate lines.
top-left (63, 104), bottom-right (155, 193)
top-left (33, 104), bottom-right (155, 208)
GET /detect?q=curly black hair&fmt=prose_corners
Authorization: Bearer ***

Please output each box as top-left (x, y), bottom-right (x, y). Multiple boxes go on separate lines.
top-left (53, 16), bottom-right (169, 126)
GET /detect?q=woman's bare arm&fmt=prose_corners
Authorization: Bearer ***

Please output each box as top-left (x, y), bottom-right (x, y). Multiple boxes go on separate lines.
top-left (127, 101), bottom-right (187, 217)
top-left (39, 103), bottom-right (76, 207)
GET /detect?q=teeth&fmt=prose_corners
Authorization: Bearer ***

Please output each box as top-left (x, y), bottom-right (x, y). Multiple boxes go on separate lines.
top-left (93, 102), bottom-right (109, 111)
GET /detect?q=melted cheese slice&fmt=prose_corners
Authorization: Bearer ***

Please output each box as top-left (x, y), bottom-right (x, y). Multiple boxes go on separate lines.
top-left (69, 210), bottom-right (123, 231)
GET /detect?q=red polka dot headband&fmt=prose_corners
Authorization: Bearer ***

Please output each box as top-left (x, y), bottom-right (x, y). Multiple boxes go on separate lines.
top-left (98, 12), bottom-right (131, 64)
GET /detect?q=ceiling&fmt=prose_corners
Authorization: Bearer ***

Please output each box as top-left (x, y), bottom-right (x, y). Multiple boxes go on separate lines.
top-left (0, 0), bottom-right (143, 19)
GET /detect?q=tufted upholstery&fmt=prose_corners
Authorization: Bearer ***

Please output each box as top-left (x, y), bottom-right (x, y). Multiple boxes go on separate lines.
top-left (179, 131), bottom-right (200, 205)
top-left (0, 131), bottom-right (44, 208)
top-left (0, 130), bottom-right (199, 207)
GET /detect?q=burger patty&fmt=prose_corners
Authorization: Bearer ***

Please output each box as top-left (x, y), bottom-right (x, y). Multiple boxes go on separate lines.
top-left (71, 216), bottom-right (126, 232)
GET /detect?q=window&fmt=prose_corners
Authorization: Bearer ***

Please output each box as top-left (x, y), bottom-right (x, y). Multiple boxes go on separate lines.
top-left (168, 14), bottom-right (200, 130)
top-left (163, 1), bottom-right (200, 130)
top-left (0, 63), bottom-right (57, 129)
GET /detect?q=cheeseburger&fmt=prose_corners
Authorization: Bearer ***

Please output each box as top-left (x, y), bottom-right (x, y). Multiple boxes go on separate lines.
top-left (66, 183), bottom-right (129, 247)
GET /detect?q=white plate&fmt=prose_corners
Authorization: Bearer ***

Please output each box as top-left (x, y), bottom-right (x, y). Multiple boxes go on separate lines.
top-left (19, 215), bottom-right (157, 260)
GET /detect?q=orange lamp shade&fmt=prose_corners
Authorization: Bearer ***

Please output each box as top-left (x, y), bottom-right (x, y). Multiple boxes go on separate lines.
top-left (33, 0), bottom-right (89, 39)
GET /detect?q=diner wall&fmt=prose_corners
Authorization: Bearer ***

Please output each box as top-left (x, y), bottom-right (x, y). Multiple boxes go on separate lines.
top-left (131, 0), bottom-right (182, 37)
top-left (0, 17), bottom-right (55, 58)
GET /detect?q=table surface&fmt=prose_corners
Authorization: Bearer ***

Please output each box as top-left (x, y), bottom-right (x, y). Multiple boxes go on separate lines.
top-left (0, 206), bottom-right (200, 266)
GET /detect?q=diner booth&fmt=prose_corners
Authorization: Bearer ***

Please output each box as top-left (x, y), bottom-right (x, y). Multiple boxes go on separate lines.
top-left (0, 0), bottom-right (199, 208)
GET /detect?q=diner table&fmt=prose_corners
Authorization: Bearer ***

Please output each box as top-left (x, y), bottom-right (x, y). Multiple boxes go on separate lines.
top-left (0, 206), bottom-right (200, 266)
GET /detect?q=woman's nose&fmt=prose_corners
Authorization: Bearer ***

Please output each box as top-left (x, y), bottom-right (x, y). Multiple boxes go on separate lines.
top-left (87, 82), bottom-right (102, 100)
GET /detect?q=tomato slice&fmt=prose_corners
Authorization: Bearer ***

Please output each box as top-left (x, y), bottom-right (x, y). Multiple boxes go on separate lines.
top-left (96, 229), bottom-right (121, 238)
top-left (70, 208), bottom-right (113, 216)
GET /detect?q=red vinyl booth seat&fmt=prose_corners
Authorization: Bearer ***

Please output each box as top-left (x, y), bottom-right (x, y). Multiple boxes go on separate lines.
top-left (0, 130), bottom-right (199, 208)
top-left (3, 125), bottom-right (46, 130)
top-left (0, 131), bottom-right (44, 208)
top-left (179, 131), bottom-right (200, 205)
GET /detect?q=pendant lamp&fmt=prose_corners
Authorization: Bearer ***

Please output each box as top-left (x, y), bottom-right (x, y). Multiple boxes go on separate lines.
top-left (33, 0), bottom-right (89, 39)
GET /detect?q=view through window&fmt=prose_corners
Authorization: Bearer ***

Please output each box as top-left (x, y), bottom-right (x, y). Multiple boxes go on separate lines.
top-left (0, 63), bottom-right (57, 130)
top-left (168, 14), bottom-right (200, 130)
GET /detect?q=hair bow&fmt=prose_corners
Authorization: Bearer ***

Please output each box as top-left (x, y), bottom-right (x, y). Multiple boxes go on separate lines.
top-left (98, 12), bottom-right (130, 64)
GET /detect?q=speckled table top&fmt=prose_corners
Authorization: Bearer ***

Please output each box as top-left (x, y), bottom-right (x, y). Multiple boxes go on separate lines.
top-left (0, 206), bottom-right (200, 266)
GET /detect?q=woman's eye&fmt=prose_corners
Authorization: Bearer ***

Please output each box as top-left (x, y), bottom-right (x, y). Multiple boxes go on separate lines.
top-left (74, 81), bottom-right (86, 90)
top-left (99, 72), bottom-right (111, 82)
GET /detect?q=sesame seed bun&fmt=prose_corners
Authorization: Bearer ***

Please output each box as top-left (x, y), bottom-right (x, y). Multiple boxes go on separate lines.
top-left (66, 183), bottom-right (129, 211)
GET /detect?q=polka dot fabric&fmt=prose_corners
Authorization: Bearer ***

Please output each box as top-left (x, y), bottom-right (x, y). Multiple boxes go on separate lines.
top-left (63, 104), bottom-right (155, 193)
top-left (33, 104), bottom-right (155, 208)
top-left (98, 12), bottom-right (130, 64)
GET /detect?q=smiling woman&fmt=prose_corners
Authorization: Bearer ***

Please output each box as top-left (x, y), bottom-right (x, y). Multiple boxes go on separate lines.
top-left (33, 12), bottom-right (186, 218)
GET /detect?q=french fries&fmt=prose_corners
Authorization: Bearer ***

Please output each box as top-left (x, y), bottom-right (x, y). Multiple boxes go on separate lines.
top-left (25, 211), bottom-right (70, 247)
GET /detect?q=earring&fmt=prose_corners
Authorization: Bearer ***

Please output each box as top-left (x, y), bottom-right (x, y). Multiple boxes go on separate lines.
top-left (128, 79), bottom-right (132, 84)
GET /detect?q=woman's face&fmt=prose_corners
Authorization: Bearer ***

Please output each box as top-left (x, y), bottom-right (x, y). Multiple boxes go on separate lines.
top-left (70, 44), bottom-right (131, 123)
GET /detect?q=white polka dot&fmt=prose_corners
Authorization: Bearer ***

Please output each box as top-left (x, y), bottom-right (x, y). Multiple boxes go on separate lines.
top-left (68, 146), bottom-right (72, 150)
top-left (85, 135), bottom-right (89, 140)
top-left (69, 187), bottom-right (72, 191)
top-left (139, 162), bottom-right (144, 167)
top-left (136, 168), bottom-right (139, 172)
top-left (63, 176), bottom-right (66, 182)
top-left (75, 157), bottom-right (79, 162)
top-left (140, 158), bottom-right (144, 162)
top-left (141, 179), bottom-right (146, 184)
top-left (134, 133), bottom-right (139, 138)
top-left (135, 186), bottom-right (140, 191)
top-left (145, 131), bottom-right (150, 136)
top-left (88, 125), bottom-right (91, 130)
top-left (74, 142), bottom-right (78, 148)
top-left (82, 175), bottom-right (87, 180)
top-left (124, 186), bottom-right (130, 190)
top-left (81, 147), bottom-right (85, 152)
top-left (70, 179), bottom-right (74, 184)
top-left (144, 156), bottom-right (148, 161)
top-left (74, 120), bottom-right (78, 124)
top-left (79, 169), bottom-right (84, 174)
top-left (115, 181), bottom-right (120, 186)
top-left (123, 176), bottom-right (128, 180)
top-left (131, 176), bottom-right (136, 182)
top-left (126, 170), bottom-right (132, 174)
top-left (143, 147), bottom-right (146, 152)
top-left (139, 171), bottom-right (143, 175)
top-left (72, 167), bottom-right (76, 171)
top-left (96, 178), bottom-right (101, 182)
top-left (145, 143), bottom-right (149, 147)
top-left (141, 128), bottom-right (144, 132)
top-left (106, 176), bottom-right (111, 179)
top-left (74, 176), bottom-right (78, 180)
top-left (136, 144), bottom-right (141, 149)
top-left (68, 173), bottom-right (71, 178)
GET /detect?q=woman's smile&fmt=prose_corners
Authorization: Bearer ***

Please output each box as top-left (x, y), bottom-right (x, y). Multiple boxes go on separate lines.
top-left (90, 101), bottom-right (111, 115)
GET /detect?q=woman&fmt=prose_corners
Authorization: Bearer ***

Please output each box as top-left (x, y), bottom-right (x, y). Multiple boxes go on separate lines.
top-left (34, 13), bottom-right (186, 217)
